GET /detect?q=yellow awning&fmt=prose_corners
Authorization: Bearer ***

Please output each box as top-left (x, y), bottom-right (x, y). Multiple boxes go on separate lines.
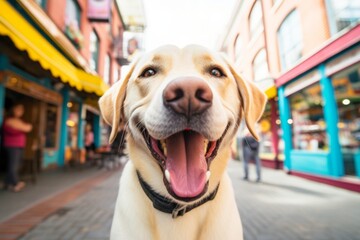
top-left (0, 1), bottom-right (108, 96)
top-left (265, 85), bottom-right (277, 99)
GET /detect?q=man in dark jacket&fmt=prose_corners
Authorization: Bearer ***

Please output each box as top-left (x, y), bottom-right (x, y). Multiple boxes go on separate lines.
top-left (242, 133), bottom-right (261, 182)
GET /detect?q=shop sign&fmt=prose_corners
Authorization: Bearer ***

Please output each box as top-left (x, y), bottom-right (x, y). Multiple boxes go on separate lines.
top-left (325, 47), bottom-right (360, 76)
top-left (87, 0), bottom-right (111, 22)
top-left (284, 70), bottom-right (320, 97)
top-left (4, 73), bottom-right (62, 104)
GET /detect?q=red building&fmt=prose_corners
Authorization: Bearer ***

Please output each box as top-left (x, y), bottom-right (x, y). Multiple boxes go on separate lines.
top-left (219, 0), bottom-right (360, 192)
top-left (219, 0), bottom-right (359, 169)
top-left (0, 0), bottom-right (144, 171)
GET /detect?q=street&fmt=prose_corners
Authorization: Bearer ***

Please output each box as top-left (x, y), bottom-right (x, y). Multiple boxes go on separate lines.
top-left (1, 1), bottom-right (359, 239)
top-left (18, 160), bottom-right (360, 240)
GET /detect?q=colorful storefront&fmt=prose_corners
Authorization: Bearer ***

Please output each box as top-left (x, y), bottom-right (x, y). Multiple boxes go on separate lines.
top-left (277, 24), bottom-right (360, 181)
top-left (258, 86), bottom-right (285, 169)
top-left (0, 1), bottom-right (108, 169)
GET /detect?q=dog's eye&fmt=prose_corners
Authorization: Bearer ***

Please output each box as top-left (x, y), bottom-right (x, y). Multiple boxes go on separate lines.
top-left (210, 68), bottom-right (225, 78)
top-left (140, 68), bottom-right (157, 78)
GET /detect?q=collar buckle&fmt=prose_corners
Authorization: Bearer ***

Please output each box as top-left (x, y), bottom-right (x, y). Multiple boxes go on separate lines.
top-left (172, 205), bottom-right (187, 219)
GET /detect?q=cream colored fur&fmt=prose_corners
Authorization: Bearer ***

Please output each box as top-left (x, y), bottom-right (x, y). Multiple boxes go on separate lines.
top-left (99, 45), bottom-right (267, 240)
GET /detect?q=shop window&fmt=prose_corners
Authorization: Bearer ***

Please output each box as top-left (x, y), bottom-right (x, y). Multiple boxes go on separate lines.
top-left (249, 0), bottom-right (263, 40)
top-left (65, 0), bottom-right (83, 49)
top-left (66, 102), bottom-right (79, 148)
top-left (253, 48), bottom-right (269, 81)
top-left (259, 103), bottom-right (274, 156)
top-left (327, 0), bottom-right (360, 35)
top-left (104, 54), bottom-right (111, 85)
top-left (333, 63), bottom-right (360, 175)
top-left (90, 30), bottom-right (100, 72)
top-left (259, 101), bottom-right (284, 162)
top-left (44, 103), bottom-right (58, 148)
top-left (289, 83), bottom-right (328, 151)
top-left (277, 10), bottom-right (303, 70)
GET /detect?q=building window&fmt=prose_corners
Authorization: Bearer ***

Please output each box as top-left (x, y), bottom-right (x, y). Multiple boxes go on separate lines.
top-left (90, 30), bottom-right (100, 72)
top-left (289, 83), bottom-right (328, 151)
top-left (249, 0), bottom-right (263, 39)
top-left (66, 0), bottom-right (81, 27)
top-left (277, 10), bottom-right (303, 70)
top-left (327, 0), bottom-right (360, 34)
top-left (253, 48), bottom-right (269, 81)
top-left (104, 54), bottom-right (111, 85)
top-left (65, 0), bottom-right (83, 49)
top-left (332, 63), bottom-right (360, 175)
top-left (35, 0), bottom-right (47, 10)
top-left (234, 35), bottom-right (242, 60)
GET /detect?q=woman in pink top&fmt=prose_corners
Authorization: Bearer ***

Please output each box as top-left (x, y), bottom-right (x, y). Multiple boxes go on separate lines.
top-left (3, 103), bottom-right (32, 192)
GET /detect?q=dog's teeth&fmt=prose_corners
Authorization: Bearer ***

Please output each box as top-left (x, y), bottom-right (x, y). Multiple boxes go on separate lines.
top-left (163, 145), bottom-right (167, 156)
top-left (206, 171), bottom-right (211, 181)
top-left (165, 169), bottom-right (171, 183)
top-left (161, 140), bottom-right (167, 156)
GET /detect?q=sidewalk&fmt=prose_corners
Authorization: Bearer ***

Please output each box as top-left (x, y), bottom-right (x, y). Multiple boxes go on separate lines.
top-left (19, 170), bottom-right (121, 240)
top-left (228, 160), bottom-right (360, 240)
top-left (4, 159), bottom-right (360, 240)
top-left (0, 165), bottom-right (120, 240)
top-left (0, 167), bottom-right (102, 222)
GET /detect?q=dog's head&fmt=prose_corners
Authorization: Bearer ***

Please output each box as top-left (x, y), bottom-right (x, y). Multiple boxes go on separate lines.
top-left (100, 45), bottom-right (266, 202)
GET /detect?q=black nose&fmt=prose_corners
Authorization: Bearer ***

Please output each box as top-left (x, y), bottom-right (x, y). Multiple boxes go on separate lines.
top-left (163, 77), bottom-right (213, 118)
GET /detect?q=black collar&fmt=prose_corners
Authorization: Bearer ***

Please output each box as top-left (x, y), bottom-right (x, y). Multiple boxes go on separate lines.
top-left (136, 171), bottom-right (220, 218)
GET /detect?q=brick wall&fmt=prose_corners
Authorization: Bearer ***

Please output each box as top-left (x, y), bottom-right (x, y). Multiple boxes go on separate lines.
top-left (44, 0), bottom-right (123, 85)
top-left (225, 0), bottom-right (331, 81)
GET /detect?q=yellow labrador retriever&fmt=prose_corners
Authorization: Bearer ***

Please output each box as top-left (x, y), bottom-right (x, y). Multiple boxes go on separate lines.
top-left (99, 45), bottom-right (266, 240)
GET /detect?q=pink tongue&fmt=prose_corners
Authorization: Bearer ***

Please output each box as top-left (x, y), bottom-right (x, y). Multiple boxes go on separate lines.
top-left (166, 131), bottom-right (207, 198)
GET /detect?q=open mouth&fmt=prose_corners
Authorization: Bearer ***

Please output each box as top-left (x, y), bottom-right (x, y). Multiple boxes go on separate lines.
top-left (139, 124), bottom-right (229, 202)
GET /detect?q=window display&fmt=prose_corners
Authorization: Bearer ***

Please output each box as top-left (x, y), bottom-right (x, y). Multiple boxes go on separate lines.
top-left (289, 83), bottom-right (328, 151)
top-left (259, 100), bottom-right (284, 162)
top-left (259, 104), bottom-right (274, 157)
top-left (333, 64), bottom-right (360, 149)
top-left (333, 63), bottom-right (360, 175)
top-left (67, 102), bottom-right (79, 148)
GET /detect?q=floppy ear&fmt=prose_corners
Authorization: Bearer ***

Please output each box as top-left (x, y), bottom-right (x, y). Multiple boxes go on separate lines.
top-left (228, 64), bottom-right (267, 141)
top-left (99, 61), bottom-right (138, 143)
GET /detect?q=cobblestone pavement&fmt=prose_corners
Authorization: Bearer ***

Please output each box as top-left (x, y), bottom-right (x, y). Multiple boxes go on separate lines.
top-left (20, 160), bottom-right (360, 240)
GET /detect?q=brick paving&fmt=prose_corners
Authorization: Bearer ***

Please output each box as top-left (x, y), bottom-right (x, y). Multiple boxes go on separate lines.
top-left (0, 167), bottom-right (103, 222)
top-left (0, 169), bottom-right (116, 240)
top-left (15, 160), bottom-right (360, 240)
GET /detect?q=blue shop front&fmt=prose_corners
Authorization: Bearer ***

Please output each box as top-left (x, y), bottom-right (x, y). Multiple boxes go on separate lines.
top-left (277, 24), bottom-right (360, 180)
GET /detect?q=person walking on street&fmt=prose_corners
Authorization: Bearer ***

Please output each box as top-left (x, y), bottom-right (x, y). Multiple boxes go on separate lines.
top-left (2, 103), bottom-right (32, 192)
top-left (242, 131), bottom-right (261, 182)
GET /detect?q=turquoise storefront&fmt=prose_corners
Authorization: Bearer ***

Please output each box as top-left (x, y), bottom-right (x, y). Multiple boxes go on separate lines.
top-left (277, 24), bottom-right (360, 180)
